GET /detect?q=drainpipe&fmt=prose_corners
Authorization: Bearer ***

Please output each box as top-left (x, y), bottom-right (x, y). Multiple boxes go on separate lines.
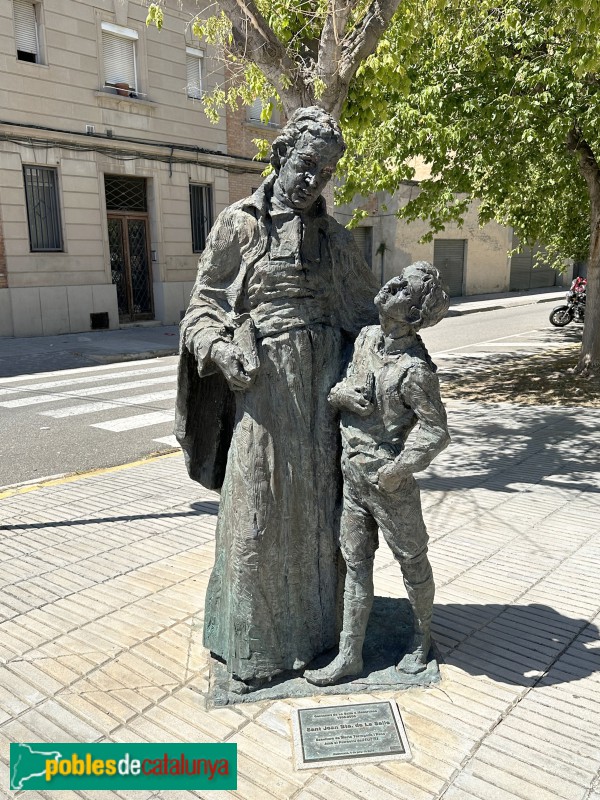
top-left (376, 242), bottom-right (387, 285)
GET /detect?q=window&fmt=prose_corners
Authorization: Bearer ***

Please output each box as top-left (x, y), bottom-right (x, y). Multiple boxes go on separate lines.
top-left (101, 22), bottom-right (138, 94)
top-left (186, 47), bottom-right (203, 99)
top-left (14, 0), bottom-right (40, 63)
top-left (23, 166), bottom-right (63, 252)
top-left (189, 184), bottom-right (213, 253)
top-left (248, 98), bottom-right (280, 126)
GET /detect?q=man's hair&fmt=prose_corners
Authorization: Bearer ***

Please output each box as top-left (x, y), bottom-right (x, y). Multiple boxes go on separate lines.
top-left (407, 261), bottom-right (450, 330)
top-left (270, 106), bottom-right (345, 172)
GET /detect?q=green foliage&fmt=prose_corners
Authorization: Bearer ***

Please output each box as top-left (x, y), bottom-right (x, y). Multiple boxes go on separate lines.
top-left (150, 0), bottom-right (600, 272)
top-left (338, 0), bottom-right (600, 269)
top-left (145, 3), bottom-right (163, 31)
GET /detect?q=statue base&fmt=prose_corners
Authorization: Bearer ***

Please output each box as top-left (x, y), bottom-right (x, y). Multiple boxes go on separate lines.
top-left (206, 597), bottom-right (441, 708)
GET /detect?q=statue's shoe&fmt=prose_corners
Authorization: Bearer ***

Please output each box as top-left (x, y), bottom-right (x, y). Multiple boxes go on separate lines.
top-left (396, 647), bottom-right (430, 675)
top-left (304, 655), bottom-right (363, 686)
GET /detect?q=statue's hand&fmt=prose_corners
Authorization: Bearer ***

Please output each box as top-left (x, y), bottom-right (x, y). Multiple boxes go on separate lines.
top-left (328, 381), bottom-right (374, 417)
top-left (211, 341), bottom-right (255, 391)
top-left (378, 463), bottom-right (411, 493)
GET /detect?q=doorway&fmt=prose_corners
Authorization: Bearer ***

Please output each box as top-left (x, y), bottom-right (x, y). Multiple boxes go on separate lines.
top-left (105, 176), bottom-right (153, 322)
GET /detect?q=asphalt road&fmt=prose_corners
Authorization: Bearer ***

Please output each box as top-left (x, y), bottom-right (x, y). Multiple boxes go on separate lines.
top-left (0, 301), bottom-right (580, 489)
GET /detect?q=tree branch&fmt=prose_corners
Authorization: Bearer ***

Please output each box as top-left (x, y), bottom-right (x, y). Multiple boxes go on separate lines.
top-left (217, 0), bottom-right (311, 113)
top-left (317, 0), bottom-right (354, 90)
top-left (339, 0), bottom-right (402, 81)
top-left (318, 0), bottom-right (402, 116)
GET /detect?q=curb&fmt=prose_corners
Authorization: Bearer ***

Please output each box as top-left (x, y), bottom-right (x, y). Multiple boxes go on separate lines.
top-left (448, 294), bottom-right (564, 317)
top-left (0, 450), bottom-right (181, 500)
top-left (83, 348), bottom-right (179, 364)
top-left (447, 305), bottom-right (503, 317)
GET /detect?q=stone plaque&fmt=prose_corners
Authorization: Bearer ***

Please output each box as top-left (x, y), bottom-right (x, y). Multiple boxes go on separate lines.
top-left (292, 701), bottom-right (412, 769)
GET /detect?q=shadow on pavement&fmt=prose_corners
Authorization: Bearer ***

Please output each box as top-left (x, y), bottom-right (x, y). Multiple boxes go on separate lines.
top-left (421, 403), bottom-right (600, 495)
top-left (431, 600), bottom-right (599, 687)
top-left (0, 500), bottom-right (219, 532)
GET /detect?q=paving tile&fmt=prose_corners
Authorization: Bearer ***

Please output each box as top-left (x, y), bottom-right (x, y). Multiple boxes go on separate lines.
top-left (466, 756), bottom-right (586, 800)
top-left (0, 404), bottom-right (599, 800)
top-left (35, 698), bottom-right (104, 740)
top-left (483, 732), bottom-right (593, 786)
top-left (452, 771), bottom-right (534, 800)
top-left (326, 766), bottom-right (433, 800)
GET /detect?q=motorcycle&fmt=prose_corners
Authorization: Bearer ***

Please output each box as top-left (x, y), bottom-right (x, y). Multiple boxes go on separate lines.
top-left (549, 280), bottom-right (586, 327)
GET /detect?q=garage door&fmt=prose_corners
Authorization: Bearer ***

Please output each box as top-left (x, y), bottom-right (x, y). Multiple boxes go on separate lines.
top-left (510, 237), bottom-right (557, 290)
top-left (433, 239), bottom-right (465, 296)
top-left (351, 226), bottom-right (373, 268)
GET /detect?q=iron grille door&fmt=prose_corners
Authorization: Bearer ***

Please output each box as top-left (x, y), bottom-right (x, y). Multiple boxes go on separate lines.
top-left (107, 214), bottom-right (153, 321)
top-left (127, 218), bottom-right (152, 316)
top-left (105, 176), bottom-right (153, 322)
top-left (107, 217), bottom-right (129, 317)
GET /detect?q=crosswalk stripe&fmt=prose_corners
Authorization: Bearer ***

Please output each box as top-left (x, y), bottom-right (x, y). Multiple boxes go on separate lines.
top-left (39, 390), bottom-right (178, 418)
top-left (0, 364), bottom-right (174, 396)
top-left (0, 355), bottom-right (179, 386)
top-left (91, 411), bottom-right (174, 432)
top-left (153, 435), bottom-right (180, 448)
top-left (0, 376), bottom-right (176, 408)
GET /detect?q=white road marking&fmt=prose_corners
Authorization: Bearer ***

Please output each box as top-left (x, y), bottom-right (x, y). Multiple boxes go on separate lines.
top-left (40, 390), bottom-right (178, 418)
top-left (91, 411), bottom-right (174, 432)
top-left (0, 364), bottom-right (174, 396)
top-left (153, 435), bottom-right (180, 448)
top-left (431, 328), bottom-right (543, 356)
top-left (0, 356), bottom-right (177, 385)
top-left (0, 376), bottom-right (176, 408)
top-left (470, 342), bottom-right (555, 348)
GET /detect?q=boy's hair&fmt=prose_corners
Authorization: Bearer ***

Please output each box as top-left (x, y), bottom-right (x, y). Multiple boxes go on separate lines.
top-left (408, 261), bottom-right (450, 330)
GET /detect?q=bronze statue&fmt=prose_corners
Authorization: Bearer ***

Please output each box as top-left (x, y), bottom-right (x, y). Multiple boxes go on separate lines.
top-left (305, 263), bottom-right (450, 686)
top-left (176, 107), bottom-right (379, 691)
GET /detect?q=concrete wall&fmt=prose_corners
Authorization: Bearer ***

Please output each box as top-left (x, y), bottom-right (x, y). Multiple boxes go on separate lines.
top-left (335, 185), bottom-right (512, 294)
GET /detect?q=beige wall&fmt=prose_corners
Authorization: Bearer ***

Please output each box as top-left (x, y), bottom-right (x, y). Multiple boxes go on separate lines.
top-left (0, 0), bottom-right (234, 336)
top-left (0, 0), bottom-right (226, 148)
top-left (335, 185), bottom-right (512, 294)
top-left (392, 185), bottom-right (512, 294)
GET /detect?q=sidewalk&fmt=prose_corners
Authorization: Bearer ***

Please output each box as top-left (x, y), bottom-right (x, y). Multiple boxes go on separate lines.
top-left (1, 400), bottom-right (599, 799)
top-left (0, 287), bottom-right (566, 378)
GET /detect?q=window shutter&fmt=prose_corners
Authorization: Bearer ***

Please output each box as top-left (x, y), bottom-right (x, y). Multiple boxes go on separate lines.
top-left (248, 98), bottom-right (263, 122)
top-left (102, 31), bottom-right (136, 90)
top-left (186, 52), bottom-right (202, 99)
top-left (14, 0), bottom-right (38, 58)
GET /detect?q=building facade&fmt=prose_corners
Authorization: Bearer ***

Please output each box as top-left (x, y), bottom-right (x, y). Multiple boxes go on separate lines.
top-left (0, 0), bottom-right (262, 337)
top-left (336, 182), bottom-right (571, 297)
top-left (0, 2), bottom-right (570, 340)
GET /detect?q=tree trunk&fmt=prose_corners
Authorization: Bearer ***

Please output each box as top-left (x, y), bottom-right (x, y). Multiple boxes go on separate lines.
top-left (567, 126), bottom-right (600, 375)
top-left (577, 205), bottom-right (600, 374)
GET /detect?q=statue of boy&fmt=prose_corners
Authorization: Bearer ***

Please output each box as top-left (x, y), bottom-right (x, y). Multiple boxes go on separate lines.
top-left (305, 262), bottom-right (450, 686)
